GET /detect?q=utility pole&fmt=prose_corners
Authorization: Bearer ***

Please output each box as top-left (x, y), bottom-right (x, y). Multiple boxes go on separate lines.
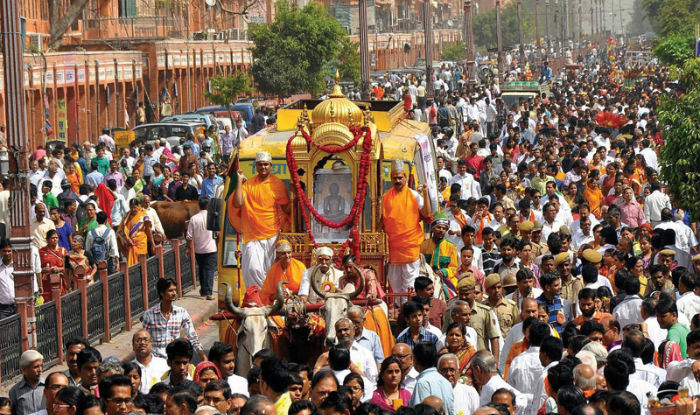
top-left (1, 0), bottom-right (36, 350)
top-left (545, 0), bottom-right (551, 57)
top-left (359, 0), bottom-right (370, 99)
top-left (578, 0), bottom-right (582, 54)
top-left (598, 0), bottom-right (603, 35)
top-left (464, 0), bottom-right (476, 82)
top-left (535, 0), bottom-right (541, 51)
top-left (517, 0), bottom-right (525, 64)
top-left (424, 1), bottom-right (433, 97)
top-left (496, 0), bottom-right (503, 73)
top-left (590, 0), bottom-right (595, 36)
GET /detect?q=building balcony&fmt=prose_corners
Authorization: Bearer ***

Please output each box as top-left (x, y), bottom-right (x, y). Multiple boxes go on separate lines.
top-left (82, 16), bottom-right (183, 42)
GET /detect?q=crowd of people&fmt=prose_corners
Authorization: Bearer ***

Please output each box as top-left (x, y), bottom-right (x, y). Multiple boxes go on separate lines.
top-left (2, 41), bottom-right (700, 415)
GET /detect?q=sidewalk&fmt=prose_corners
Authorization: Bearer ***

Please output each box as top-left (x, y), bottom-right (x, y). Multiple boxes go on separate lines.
top-left (1, 290), bottom-right (220, 394)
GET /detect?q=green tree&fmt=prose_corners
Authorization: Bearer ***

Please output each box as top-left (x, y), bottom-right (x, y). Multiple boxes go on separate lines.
top-left (642, 0), bottom-right (699, 36)
top-left (204, 71), bottom-right (253, 124)
top-left (440, 42), bottom-right (467, 61)
top-left (652, 33), bottom-right (695, 66)
top-left (250, 1), bottom-right (358, 97)
top-left (658, 58), bottom-right (700, 221)
top-left (324, 37), bottom-right (361, 85)
top-left (473, 2), bottom-right (535, 50)
top-left (626, 0), bottom-right (654, 35)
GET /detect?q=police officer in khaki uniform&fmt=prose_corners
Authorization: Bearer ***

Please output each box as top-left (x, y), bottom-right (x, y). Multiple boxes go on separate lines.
top-left (530, 221), bottom-right (549, 260)
top-left (482, 273), bottom-right (520, 338)
top-left (555, 252), bottom-right (583, 311)
top-left (447, 275), bottom-right (501, 358)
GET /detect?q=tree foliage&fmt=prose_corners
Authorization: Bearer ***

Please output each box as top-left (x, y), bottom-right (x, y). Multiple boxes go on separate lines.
top-left (250, 0), bottom-right (358, 97)
top-left (324, 37), bottom-right (361, 85)
top-left (473, 2), bottom-right (535, 50)
top-left (652, 33), bottom-right (695, 67)
top-left (642, 0), bottom-right (700, 36)
top-left (658, 58), bottom-right (700, 221)
top-left (440, 42), bottom-right (467, 62)
top-left (203, 72), bottom-right (253, 121)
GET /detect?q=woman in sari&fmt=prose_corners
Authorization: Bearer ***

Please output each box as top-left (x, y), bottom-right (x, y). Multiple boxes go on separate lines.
top-left (193, 361), bottom-right (221, 389)
top-left (39, 229), bottom-right (68, 301)
top-left (442, 322), bottom-right (476, 378)
top-left (369, 357), bottom-right (411, 412)
top-left (66, 235), bottom-right (97, 287)
top-left (158, 166), bottom-right (173, 201)
top-left (118, 199), bottom-right (152, 266)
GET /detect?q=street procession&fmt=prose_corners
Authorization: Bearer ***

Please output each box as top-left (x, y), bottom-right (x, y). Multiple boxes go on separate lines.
top-left (1, 0), bottom-right (700, 415)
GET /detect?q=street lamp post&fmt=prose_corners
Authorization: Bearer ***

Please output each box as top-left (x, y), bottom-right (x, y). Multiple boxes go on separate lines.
top-left (496, 0), bottom-right (503, 72)
top-left (535, 0), bottom-right (541, 51)
top-left (424, 1), bottom-right (434, 97)
top-left (464, 0), bottom-right (476, 82)
top-left (358, 0), bottom-right (371, 98)
top-left (545, 0), bottom-right (551, 57)
top-left (1, 0), bottom-right (36, 350)
top-left (517, 0), bottom-right (525, 64)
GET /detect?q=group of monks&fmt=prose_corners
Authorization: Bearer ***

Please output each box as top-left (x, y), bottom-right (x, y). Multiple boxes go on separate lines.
top-left (232, 152), bottom-right (446, 305)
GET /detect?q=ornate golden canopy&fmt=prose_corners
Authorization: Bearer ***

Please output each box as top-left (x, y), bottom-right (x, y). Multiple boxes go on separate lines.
top-left (311, 71), bottom-right (364, 128)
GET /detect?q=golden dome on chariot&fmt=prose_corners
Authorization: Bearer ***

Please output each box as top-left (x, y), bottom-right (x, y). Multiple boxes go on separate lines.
top-left (311, 70), bottom-right (364, 128)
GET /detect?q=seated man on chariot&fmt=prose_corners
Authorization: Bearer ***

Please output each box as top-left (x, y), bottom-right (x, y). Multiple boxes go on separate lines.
top-left (298, 246), bottom-right (344, 303)
top-left (259, 240), bottom-right (306, 305)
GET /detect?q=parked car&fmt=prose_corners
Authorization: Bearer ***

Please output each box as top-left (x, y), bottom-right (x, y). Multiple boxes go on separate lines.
top-left (131, 122), bottom-right (204, 148)
top-left (196, 104), bottom-right (253, 127)
top-left (161, 113), bottom-right (217, 130)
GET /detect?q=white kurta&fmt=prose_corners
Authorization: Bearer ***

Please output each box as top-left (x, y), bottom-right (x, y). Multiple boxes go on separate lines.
top-left (241, 234), bottom-right (277, 288)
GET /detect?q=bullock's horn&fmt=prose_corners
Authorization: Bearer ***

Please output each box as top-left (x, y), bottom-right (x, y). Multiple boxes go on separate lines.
top-left (310, 267), bottom-right (328, 300)
top-left (223, 282), bottom-right (246, 316)
top-left (266, 281), bottom-right (288, 316)
top-left (347, 264), bottom-right (365, 299)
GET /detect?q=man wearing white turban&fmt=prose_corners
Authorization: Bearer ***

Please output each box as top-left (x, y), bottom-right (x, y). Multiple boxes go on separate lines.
top-left (299, 246), bottom-right (343, 303)
top-left (234, 151), bottom-right (291, 288)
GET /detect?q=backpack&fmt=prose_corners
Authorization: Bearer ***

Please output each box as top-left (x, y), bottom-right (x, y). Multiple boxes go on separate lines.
top-left (90, 228), bottom-right (110, 261)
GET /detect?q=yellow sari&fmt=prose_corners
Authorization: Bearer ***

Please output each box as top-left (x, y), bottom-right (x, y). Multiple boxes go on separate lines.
top-left (120, 208), bottom-right (149, 266)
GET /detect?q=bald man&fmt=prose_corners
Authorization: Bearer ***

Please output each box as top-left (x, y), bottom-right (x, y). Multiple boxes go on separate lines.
top-left (44, 372), bottom-right (70, 413)
top-left (422, 396), bottom-right (444, 413)
top-left (391, 343), bottom-right (419, 393)
top-left (473, 406), bottom-right (500, 415)
top-left (574, 364), bottom-right (597, 395)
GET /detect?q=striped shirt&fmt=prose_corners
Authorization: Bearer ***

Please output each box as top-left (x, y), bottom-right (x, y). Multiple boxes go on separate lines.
top-left (142, 304), bottom-right (203, 358)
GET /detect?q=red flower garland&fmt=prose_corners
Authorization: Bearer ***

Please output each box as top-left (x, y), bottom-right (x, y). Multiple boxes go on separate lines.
top-left (286, 125), bottom-right (372, 260)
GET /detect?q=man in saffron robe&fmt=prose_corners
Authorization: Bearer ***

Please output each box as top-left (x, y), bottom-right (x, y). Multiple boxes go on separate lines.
top-left (381, 160), bottom-right (431, 294)
top-left (420, 212), bottom-right (459, 294)
top-left (259, 240), bottom-right (305, 305)
top-left (234, 151), bottom-right (291, 288)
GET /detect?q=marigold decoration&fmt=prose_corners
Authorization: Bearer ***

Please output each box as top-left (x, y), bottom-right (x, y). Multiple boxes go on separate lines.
top-left (286, 125), bottom-right (372, 261)
top-left (321, 281), bottom-right (335, 293)
top-left (595, 111), bottom-right (627, 130)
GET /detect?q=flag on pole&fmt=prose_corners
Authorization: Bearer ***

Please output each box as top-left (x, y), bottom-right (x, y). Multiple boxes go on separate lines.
top-left (224, 152), bottom-right (239, 201)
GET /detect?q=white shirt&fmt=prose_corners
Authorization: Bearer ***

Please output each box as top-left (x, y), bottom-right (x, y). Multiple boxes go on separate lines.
top-left (645, 316), bottom-right (667, 350)
top-left (145, 207), bottom-right (165, 236)
top-left (632, 358), bottom-right (665, 388)
top-left (644, 191), bottom-right (671, 222)
top-left (507, 346), bottom-right (543, 406)
top-left (132, 356), bottom-right (169, 394)
top-left (480, 374), bottom-right (528, 415)
top-left (350, 342), bottom-right (378, 386)
top-left (680, 374), bottom-right (700, 397)
top-left (298, 265), bottom-right (343, 301)
top-left (0, 261), bottom-right (15, 305)
top-left (454, 383), bottom-right (480, 415)
top-left (570, 216), bottom-right (600, 234)
top-left (499, 321), bottom-right (524, 374)
top-left (627, 378), bottom-right (656, 415)
top-left (677, 291), bottom-right (700, 325)
top-left (449, 173), bottom-right (480, 199)
top-left (446, 209), bottom-right (471, 250)
top-left (506, 288), bottom-right (543, 310)
top-left (540, 218), bottom-right (564, 242)
top-left (227, 374), bottom-right (249, 397)
top-left (640, 147), bottom-right (659, 171)
top-left (571, 229), bottom-right (595, 251)
top-left (528, 360), bottom-right (557, 415)
top-left (403, 367), bottom-right (420, 394)
top-left (613, 295), bottom-right (644, 328)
